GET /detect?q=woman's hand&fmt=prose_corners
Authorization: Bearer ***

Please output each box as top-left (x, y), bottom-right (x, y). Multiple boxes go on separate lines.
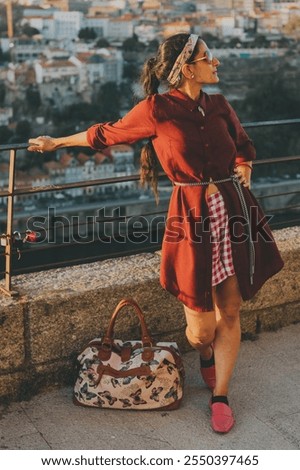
top-left (234, 165), bottom-right (252, 189)
top-left (28, 136), bottom-right (57, 153)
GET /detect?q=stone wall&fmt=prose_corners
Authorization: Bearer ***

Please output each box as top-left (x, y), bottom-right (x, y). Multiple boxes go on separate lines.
top-left (0, 227), bottom-right (299, 402)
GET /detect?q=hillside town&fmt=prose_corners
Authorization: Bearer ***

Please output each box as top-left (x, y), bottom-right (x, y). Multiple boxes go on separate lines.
top-left (0, 0), bottom-right (299, 213)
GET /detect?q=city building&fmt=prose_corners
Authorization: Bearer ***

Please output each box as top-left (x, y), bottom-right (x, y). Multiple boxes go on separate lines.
top-left (43, 0), bottom-right (69, 11)
top-left (85, 15), bottom-right (110, 37)
top-left (53, 11), bottom-right (84, 40)
top-left (76, 48), bottom-right (123, 86)
top-left (134, 24), bottom-right (157, 43)
top-left (161, 21), bottom-right (191, 38)
top-left (11, 38), bottom-right (46, 63)
top-left (107, 16), bottom-right (135, 41)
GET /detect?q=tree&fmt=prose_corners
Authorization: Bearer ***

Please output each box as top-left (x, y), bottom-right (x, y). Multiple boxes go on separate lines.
top-left (228, 37), bottom-right (242, 48)
top-left (15, 120), bottom-right (31, 140)
top-left (78, 27), bottom-right (97, 41)
top-left (242, 71), bottom-right (300, 166)
top-left (96, 38), bottom-right (110, 48)
top-left (26, 85), bottom-right (41, 113)
top-left (7, 120), bottom-right (32, 169)
top-left (122, 35), bottom-right (145, 52)
top-left (147, 39), bottom-right (159, 52)
top-left (243, 73), bottom-right (299, 121)
top-left (96, 82), bottom-right (121, 121)
top-left (22, 23), bottom-right (40, 37)
top-left (252, 34), bottom-right (269, 48)
top-left (0, 46), bottom-right (10, 64)
top-left (0, 126), bottom-right (13, 145)
top-left (123, 62), bottom-right (139, 80)
top-left (0, 81), bottom-right (6, 106)
top-left (59, 102), bottom-right (99, 123)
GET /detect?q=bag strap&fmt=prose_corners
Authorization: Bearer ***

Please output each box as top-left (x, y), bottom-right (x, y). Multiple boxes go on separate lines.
top-left (102, 298), bottom-right (153, 348)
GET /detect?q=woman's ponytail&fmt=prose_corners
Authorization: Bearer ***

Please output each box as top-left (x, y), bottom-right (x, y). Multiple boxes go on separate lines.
top-left (139, 58), bottom-right (160, 203)
top-left (140, 140), bottom-right (159, 204)
top-left (141, 57), bottom-right (160, 97)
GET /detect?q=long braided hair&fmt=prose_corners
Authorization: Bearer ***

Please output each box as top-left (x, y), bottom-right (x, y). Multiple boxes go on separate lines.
top-left (139, 33), bottom-right (200, 203)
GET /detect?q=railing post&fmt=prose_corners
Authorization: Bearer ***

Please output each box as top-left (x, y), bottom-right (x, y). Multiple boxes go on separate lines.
top-left (0, 148), bottom-right (18, 296)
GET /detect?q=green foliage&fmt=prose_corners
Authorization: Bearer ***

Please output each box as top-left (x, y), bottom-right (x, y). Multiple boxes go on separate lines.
top-left (0, 81), bottom-right (6, 106)
top-left (122, 35), bottom-right (145, 52)
top-left (26, 85), bottom-right (41, 112)
top-left (95, 38), bottom-right (110, 48)
top-left (0, 126), bottom-right (13, 145)
top-left (22, 23), bottom-right (40, 37)
top-left (123, 62), bottom-right (139, 80)
top-left (147, 39), bottom-right (159, 53)
top-left (57, 102), bottom-right (99, 124)
top-left (78, 27), bottom-right (97, 41)
top-left (243, 72), bottom-right (299, 121)
top-left (96, 82), bottom-right (121, 121)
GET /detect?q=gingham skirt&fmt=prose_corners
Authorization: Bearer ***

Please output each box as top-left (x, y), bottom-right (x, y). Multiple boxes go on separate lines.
top-left (207, 191), bottom-right (235, 286)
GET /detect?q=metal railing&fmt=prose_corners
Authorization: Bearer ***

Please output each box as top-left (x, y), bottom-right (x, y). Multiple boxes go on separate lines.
top-left (0, 118), bottom-right (300, 297)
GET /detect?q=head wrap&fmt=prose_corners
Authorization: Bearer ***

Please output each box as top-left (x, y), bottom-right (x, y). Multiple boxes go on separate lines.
top-left (167, 34), bottom-right (199, 86)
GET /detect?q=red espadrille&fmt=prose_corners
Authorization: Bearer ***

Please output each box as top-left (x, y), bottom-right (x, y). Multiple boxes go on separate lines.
top-left (210, 402), bottom-right (235, 433)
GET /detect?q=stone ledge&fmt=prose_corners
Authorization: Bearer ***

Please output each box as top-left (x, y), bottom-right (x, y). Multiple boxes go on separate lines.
top-left (0, 226), bottom-right (299, 402)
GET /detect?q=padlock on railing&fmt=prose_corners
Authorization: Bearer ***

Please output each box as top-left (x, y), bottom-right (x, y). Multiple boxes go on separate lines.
top-left (1, 233), bottom-right (9, 247)
top-left (2, 230), bottom-right (40, 261)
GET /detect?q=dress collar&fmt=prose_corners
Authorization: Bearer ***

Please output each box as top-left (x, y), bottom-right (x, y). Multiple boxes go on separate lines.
top-left (168, 88), bottom-right (207, 113)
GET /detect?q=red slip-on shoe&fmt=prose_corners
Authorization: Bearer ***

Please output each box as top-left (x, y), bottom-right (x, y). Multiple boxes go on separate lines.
top-left (200, 364), bottom-right (216, 390)
top-left (210, 402), bottom-right (235, 434)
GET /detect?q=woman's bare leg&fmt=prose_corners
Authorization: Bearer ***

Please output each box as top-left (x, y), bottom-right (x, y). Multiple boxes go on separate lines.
top-left (213, 274), bottom-right (242, 397)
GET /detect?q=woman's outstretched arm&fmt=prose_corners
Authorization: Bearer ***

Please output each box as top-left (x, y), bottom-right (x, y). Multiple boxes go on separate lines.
top-left (28, 132), bottom-right (90, 153)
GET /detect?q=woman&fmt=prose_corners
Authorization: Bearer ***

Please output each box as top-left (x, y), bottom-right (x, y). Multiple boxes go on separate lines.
top-left (28, 34), bottom-right (284, 433)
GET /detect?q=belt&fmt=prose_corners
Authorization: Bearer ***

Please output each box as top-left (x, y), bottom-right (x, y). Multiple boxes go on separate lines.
top-left (173, 174), bottom-right (255, 285)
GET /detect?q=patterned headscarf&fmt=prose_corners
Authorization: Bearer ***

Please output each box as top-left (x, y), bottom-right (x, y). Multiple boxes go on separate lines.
top-left (167, 34), bottom-right (199, 86)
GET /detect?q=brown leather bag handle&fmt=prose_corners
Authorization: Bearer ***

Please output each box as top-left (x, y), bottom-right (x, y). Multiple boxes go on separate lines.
top-left (101, 298), bottom-right (153, 348)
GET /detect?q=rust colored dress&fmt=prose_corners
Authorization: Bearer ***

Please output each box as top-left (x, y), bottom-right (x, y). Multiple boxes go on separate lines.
top-left (87, 89), bottom-right (284, 312)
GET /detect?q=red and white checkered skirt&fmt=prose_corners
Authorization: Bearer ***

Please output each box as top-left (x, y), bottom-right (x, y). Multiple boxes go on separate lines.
top-left (207, 191), bottom-right (235, 286)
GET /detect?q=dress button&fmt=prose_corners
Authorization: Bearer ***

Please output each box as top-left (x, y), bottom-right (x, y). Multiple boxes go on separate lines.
top-left (205, 143), bottom-right (209, 148)
top-left (200, 126), bottom-right (205, 130)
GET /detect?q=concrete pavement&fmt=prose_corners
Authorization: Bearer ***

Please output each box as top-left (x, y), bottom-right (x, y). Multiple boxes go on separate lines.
top-left (1, 323), bottom-right (299, 450)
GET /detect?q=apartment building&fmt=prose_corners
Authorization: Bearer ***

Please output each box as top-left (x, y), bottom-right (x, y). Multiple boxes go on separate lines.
top-left (43, 0), bottom-right (69, 11)
top-left (34, 59), bottom-right (80, 86)
top-left (107, 16), bottom-right (135, 41)
top-left (161, 21), bottom-right (191, 38)
top-left (76, 48), bottom-right (123, 86)
top-left (11, 38), bottom-right (46, 63)
top-left (53, 11), bottom-right (84, 40)
top-left (85, 15), bottom-right (110, 37)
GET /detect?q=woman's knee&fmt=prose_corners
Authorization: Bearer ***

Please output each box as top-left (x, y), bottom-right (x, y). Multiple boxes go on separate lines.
top-left (185, 325), bottom-right (215, 350)
top-left (217, 299), bottom-right (241, 325)
top-left (215, 276), bottom-right (242, 325)
top-left (184, 306), bottom-right (216, 350)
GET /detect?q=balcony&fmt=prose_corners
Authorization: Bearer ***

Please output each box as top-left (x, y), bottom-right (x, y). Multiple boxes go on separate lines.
top-left (0, 118), bottom-right (300, 403)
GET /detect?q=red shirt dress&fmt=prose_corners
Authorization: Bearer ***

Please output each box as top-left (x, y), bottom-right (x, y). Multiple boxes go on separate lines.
top-left (87, 89), bottom-right (284, 312)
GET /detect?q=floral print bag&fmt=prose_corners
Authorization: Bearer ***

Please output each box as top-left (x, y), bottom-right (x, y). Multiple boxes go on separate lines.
top-left (74, 298), bottom-right (185, 410)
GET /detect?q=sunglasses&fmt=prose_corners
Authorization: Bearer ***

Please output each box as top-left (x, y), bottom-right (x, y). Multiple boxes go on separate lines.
top-left (190, 50), bottom-right (214, 65)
